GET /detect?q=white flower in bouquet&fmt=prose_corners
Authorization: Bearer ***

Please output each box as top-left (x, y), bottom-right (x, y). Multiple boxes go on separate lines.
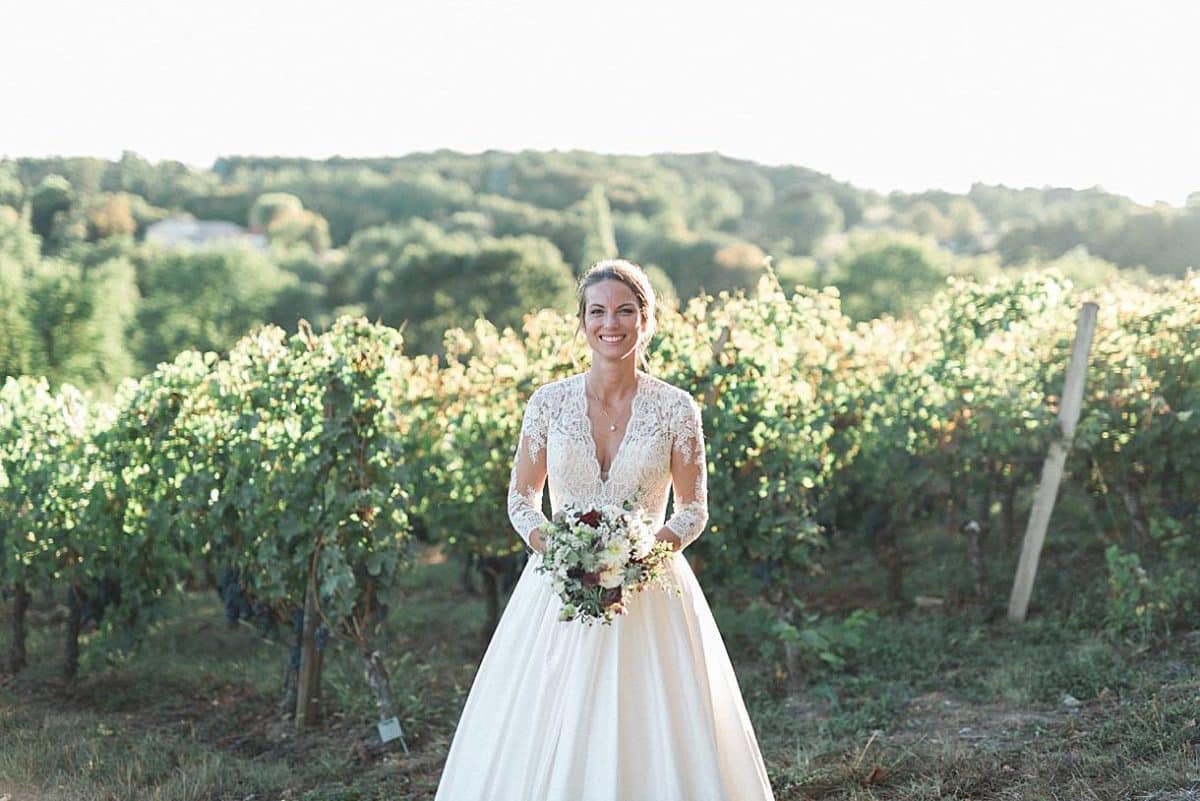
top-left (630, 526), bottom-right (655, 560)
top-left (597, 565), bottom-right (624, 589)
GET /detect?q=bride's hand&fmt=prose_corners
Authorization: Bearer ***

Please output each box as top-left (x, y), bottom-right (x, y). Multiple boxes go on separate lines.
top-left (655, 529), bottom-right (682, 551)
top-left (530, 526), bottom-right (549, 554)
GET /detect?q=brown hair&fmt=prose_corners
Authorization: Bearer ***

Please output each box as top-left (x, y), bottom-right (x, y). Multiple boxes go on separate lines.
top-left (576, 259), bottom-right (658, 357)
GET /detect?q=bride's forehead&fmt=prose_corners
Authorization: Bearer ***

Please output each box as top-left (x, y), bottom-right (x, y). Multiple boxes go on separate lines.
top-left (584, 280), bottom-right (637, 307)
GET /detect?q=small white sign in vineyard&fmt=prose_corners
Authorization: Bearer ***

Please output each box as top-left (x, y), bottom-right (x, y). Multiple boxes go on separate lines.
top-left (378, 716), bottom-right (409, 752)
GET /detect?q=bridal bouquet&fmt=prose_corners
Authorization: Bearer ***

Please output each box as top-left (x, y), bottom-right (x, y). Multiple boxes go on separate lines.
top-left (535, 504), bottom-right (677, 624)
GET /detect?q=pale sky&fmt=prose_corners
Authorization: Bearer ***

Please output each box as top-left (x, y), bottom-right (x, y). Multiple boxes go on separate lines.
top-left (3, 0), bottom-right (1197, 205)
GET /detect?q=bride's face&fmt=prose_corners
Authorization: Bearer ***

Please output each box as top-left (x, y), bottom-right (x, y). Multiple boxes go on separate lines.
top-left (582, 280), bottom-right (645, 362)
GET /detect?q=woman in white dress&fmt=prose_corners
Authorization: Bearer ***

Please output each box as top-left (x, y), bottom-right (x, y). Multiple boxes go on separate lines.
top-left (434, 259), bottom-right (775, 801)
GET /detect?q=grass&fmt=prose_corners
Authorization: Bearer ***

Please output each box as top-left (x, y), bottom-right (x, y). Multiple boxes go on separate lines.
top-left (758, 619), bottom-right (1200, 799)
top-left (2, 540), bottom-right (1199, 801)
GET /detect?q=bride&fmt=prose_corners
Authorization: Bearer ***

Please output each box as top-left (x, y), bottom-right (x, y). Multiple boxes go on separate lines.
top-left (434, 259), bottom-right (775, 801)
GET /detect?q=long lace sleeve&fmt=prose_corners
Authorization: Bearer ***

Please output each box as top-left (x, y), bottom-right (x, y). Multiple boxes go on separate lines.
top-left (507, 388), bottom-right (551, 547)
top-left (664, 393), bottom-right (709, 551)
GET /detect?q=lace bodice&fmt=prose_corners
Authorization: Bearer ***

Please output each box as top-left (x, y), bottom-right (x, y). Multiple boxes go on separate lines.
top-left (507, 372), bottom-right (709, 551)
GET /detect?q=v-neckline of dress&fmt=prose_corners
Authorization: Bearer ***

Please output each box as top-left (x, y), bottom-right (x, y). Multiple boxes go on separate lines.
top-left (581, 371), bottom-right (642, 484)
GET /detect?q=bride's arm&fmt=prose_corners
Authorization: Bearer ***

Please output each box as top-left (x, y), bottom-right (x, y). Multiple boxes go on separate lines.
top-left (660, 394), bottom-right (709, 551)
top-left (507, 389), bottom-right (552, 551)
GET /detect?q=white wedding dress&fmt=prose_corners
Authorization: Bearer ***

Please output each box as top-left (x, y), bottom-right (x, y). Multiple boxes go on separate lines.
top-left (434, 372), bottom-right (775, 801)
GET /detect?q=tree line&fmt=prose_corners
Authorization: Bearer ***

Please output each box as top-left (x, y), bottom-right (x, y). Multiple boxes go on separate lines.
top-left (2, 151), bottom-right (1198, 397)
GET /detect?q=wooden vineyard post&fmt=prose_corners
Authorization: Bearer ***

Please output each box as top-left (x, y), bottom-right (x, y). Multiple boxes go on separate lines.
top-left (1007, 302), bottom-right (1099, 622)
top-left (8, 582), bottom-right (30, 673)
top-left (295, 559), bottom-right (323, 728)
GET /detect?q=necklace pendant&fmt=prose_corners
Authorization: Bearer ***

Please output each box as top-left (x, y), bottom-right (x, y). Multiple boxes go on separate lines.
top-left (609, 424), bottom-right (617, 432)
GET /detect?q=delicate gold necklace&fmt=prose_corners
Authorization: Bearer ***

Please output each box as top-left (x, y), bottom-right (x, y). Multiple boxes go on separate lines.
top-left (585, 375), bottom-right (630, 432)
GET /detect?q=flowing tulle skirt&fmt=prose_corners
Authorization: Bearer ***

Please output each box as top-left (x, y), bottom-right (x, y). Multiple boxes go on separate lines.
top-left (434, 552), bottom-right (775, 801)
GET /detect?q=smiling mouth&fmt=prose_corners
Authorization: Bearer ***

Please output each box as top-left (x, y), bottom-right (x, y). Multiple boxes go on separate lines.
top-left (599, 335), bottom-right (626, 343)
